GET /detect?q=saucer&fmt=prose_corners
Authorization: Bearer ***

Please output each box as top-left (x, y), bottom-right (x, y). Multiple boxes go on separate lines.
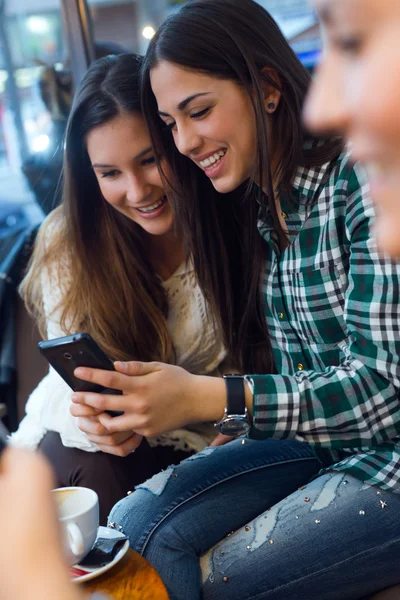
top-left (70, 526), bottom-right (129, 583)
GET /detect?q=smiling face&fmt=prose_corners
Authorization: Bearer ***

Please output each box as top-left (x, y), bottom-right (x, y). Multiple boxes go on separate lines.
top-left (150, 61), bottom-right (259, 194)
top-left (305, 0), bottom-right (400, 257)
top-left (86, 111), bottom-right (174, 237)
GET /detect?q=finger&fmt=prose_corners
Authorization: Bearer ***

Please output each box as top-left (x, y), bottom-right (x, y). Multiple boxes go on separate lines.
top-left (70, 403), bottom-right (103, 418)
top-left (95, 434), bottom-right (143, 457)
top-left (84, 430), bottom-right (139, 448)
top-left (114, 360), bottom-right (162, 376)
top-left (73, 367), bottom-right (133, 393)
top-left (71, 392), bottom-right (127, 414)
top-left (210, 434), bottom-right (236, 447)
top-left (77, 417), bottom-right (109, 437)
top-left (91, 430), bottom-right (134, 446)
top-left (98, 411), bottom-right (146, 434)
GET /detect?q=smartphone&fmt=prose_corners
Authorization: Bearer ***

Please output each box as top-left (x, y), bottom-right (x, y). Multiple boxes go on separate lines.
top-left (38, 333), bottom-right (123, 416)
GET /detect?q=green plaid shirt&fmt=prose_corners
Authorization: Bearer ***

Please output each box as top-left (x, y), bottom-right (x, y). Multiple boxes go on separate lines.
top-left (247, 151), bottom-right (400, 492)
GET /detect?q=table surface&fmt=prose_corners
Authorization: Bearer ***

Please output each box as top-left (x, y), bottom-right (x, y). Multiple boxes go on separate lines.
top-left (83, 548), bottom-right (169, 599)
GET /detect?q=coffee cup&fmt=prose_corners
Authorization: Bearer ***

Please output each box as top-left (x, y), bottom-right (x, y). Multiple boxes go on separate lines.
top-left (52, 486), bottom-right (99, 566)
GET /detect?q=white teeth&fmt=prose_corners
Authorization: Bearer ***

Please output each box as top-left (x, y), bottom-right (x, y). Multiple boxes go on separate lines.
top-left (138, 197), bottom-right (165, 213)
top-left (199, 150), bottom-right (226, 168)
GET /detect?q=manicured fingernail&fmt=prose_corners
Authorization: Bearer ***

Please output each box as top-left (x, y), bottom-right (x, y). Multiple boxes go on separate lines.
top-left (71, 394), bottom-right (79, 402)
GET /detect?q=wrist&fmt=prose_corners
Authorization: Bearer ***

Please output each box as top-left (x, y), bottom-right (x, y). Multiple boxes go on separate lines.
top-left (213, 375), bottom-right (254, 436)
top-left (187, 375), bottom-right (226, 424)
top-left (186, 374), bottom-right (254, 424)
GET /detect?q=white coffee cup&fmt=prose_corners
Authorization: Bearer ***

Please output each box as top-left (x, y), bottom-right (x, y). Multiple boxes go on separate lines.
top-left (52, 486), bottom-right (99, 566)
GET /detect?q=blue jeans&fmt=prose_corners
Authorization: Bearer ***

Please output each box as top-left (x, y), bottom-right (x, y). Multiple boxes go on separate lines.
top-left (109, 438), bottom-right (400, 599)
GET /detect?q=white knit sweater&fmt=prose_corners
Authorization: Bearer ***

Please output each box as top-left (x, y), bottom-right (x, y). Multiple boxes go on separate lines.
top-left (11, 254), bottom-right (227, 453)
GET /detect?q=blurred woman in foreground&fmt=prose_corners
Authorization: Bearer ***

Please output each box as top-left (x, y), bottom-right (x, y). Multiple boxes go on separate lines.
top-left (305, 0), bottom-right (400, 256)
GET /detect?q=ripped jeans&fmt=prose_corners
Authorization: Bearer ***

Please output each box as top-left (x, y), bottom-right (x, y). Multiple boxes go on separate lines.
top-left (108, 438), bottom-right (400, 600)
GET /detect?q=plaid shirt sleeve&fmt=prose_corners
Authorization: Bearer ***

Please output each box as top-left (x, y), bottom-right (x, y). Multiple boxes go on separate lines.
top-left (249, 167), bottom-right (400, 449)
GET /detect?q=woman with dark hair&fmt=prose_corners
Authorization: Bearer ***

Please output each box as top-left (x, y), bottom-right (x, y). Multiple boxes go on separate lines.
top-left (72, 1), bottom-right (400, 597)
top-left (10, 53), bottom-right (230, 524)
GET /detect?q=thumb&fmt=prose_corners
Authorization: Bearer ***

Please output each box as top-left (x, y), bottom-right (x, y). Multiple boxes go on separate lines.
top-left (210, 434), bottom-right (236, 447)
top-left (114, 360), bottom-right (161, 376)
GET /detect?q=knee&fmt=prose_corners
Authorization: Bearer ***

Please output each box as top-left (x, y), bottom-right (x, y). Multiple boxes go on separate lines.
top-left (108, 487), bottom-right (159, 553)
top-left (108, 492), bottom-right (134, 530)
top-left (108, 466), bottom-right (179, 554)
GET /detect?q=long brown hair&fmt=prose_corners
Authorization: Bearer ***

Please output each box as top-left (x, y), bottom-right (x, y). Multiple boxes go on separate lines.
top-left (141, 0), bottom-right (342, 373)
top-left (20, 54), bottom-right (173, 362)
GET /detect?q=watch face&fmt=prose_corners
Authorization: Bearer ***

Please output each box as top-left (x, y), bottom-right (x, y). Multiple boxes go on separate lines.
top-left (219, 418), bottom-right (251, 436)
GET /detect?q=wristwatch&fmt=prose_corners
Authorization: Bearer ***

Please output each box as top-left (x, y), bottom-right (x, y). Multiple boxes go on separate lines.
top-left (214, 374), bottom-right (251, 436)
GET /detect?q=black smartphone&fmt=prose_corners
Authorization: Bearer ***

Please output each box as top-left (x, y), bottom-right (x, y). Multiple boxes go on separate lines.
top-left (38, 333), bottom-right (124, 416)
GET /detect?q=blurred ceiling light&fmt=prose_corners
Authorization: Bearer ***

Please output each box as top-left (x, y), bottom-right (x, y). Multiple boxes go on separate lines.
top-left (142, 26), bottom-right (156, 40)
top-left (24, 119), bottom-right (36, 134)
top-left (26, 16), bottom-right (51, 35)
top-left (32, 134), bottom-right (50, 153)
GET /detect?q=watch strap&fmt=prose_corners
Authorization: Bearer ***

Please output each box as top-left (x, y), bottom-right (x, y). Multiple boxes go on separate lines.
top-left (223, 375), bottom-right (246, 415)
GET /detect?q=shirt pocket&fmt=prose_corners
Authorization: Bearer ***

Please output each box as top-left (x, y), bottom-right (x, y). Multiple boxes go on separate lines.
top-left (288, 261), bottom-right (348, 346)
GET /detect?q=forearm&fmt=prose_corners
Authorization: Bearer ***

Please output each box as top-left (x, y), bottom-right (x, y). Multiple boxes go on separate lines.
top-left (72, 362), bottom-right (252, 440)
top-left (248, 356), bottom-right (400, 448)
top-left (189, 374), bottom-right (254, 423)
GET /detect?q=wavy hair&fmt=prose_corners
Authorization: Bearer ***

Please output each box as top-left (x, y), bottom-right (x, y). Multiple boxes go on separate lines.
top-left (20, 54), bottom-right (173, 363)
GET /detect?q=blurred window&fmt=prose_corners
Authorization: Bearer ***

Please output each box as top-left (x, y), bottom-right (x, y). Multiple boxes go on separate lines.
top-left (87, 0), bottom-right (183, 55)
top-left (0, 0), bottom-right (318, 226)
top-left (257, 0), bottom-right (320, 70)
top-left (0, 0), bottom-right (68, 220)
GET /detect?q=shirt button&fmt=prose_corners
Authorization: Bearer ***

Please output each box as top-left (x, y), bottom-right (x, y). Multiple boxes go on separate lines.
top-left (281, 212), bottom-right (288, 219)
top-left (297, 363), bottom-right (304, 371)
top-left (278, 312), bottom-right (284, 320)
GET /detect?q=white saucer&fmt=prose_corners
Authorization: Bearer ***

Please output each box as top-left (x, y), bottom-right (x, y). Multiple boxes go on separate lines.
top-left (71, 525), bottom-right (129, 583)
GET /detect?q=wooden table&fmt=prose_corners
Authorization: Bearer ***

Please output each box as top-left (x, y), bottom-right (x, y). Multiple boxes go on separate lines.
top-left (83, 549), bottom-right (169, 599)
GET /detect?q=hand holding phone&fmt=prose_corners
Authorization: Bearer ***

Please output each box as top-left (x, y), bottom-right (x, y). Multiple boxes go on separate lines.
top-left (38, 333), bottom-right (124, 416)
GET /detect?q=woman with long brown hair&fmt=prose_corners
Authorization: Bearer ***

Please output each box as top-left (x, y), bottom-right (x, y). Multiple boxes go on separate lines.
top-left (10, 53), bottom-right (230, 523)
top-left (72, 1), bottom-right (400, 597)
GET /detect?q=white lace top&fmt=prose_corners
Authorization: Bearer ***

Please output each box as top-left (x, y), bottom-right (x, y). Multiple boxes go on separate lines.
top-left (11, 246), bottom-right (227, 453)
